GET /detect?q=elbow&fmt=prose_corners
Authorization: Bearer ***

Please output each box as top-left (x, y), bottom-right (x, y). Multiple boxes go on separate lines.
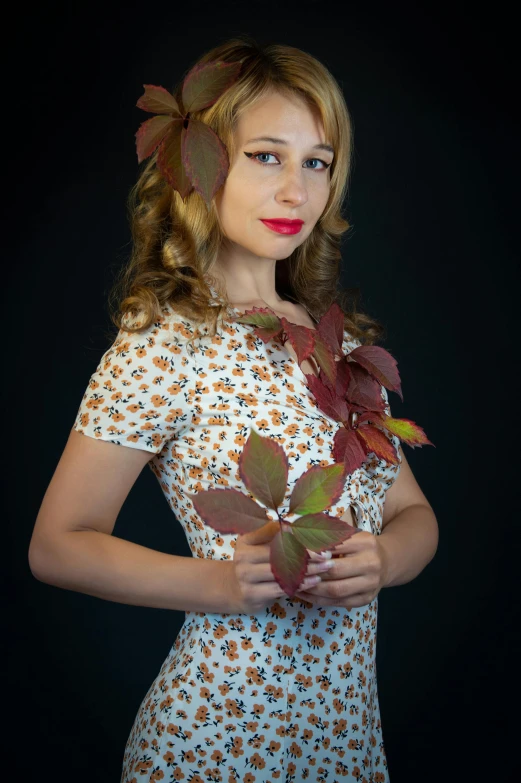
top-left (426, 512), bottom-right (440, 565)
top-left (28, 543), bottom-right (48, 582)
top-left (28, 539), bottom-right (57, 584)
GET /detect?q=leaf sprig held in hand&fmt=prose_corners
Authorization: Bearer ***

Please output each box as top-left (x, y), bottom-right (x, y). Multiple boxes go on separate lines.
top-left (188, 428), bottom-right (361, 598)
top-left (135, 59), bottom-right (242, 209)
top-left (233, 302), bottom-right (434, 474)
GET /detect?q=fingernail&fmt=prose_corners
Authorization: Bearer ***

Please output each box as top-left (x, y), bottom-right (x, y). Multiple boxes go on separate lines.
top-left (303, 575), bottom-right (321, 586)
top-left (319, 560), bottom-right (334, 570)
top-left (320, 550), bottom-right (332, 559)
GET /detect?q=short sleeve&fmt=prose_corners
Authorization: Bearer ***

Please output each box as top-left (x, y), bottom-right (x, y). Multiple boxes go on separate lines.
top-left (73, 315), bottom-right (190, 455)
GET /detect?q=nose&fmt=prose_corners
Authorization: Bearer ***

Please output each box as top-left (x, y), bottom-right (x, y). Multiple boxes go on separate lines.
top-left (275, 162), bottom-right (309, 207)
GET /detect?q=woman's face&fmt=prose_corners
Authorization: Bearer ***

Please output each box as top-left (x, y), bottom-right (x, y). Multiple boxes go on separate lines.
top-left (214, 89), bottom-right (334, 262)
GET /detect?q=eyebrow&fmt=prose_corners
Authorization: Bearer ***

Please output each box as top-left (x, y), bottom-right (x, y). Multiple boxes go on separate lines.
top-left (245, 136), bottom-right (335, 155)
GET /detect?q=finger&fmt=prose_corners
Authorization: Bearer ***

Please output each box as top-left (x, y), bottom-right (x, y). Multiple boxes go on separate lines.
top-left (247, 558), bottom-right (332, 584)
top-left (291, 589), bottom-right (322, 604)
top-left (305, 559), bottom-right (335, 579)
top-left (306, 548), bottom-right (333, 561)
top-left (298, 574), bottom-right (371, 600)
top-left (245, 562), bottom-right (283, 583)
top-left (296, 576), bottom-right (323, 593)
top-left (237, 542), bottom-right (273, 565)
top-left (263, 581), bottom-right (289, 601)
top-left (332, 530), bottom-right (371, 554)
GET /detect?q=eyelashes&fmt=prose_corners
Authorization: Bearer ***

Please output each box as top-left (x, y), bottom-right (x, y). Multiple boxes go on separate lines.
top-left (244, 151), bottom-right (332, 170)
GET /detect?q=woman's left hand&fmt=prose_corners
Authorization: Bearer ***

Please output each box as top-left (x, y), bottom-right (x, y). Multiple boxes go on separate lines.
top-left (294, 531), bottom-right (388, 609)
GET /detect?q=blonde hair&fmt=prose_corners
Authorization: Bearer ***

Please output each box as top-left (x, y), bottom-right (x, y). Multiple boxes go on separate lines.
top-left (108, 34), bottom-right (385, 346)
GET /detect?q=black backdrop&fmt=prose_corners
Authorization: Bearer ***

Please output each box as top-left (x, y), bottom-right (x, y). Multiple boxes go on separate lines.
top-left (7, 2), bottom-right (518, 781)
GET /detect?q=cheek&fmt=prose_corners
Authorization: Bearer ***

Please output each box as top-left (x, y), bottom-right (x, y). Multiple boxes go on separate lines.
top-left (220, 174), bottom-right (268, 222)
top-left (313, 180), bottom-right (331, 216)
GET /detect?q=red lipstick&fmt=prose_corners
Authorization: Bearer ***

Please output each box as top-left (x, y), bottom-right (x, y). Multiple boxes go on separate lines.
top-left (260, 219), bottom-right (304, 235)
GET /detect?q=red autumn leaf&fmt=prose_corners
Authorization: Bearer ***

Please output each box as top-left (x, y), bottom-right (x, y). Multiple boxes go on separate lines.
top-left (316, 301), bottom-right (345, 357)
top-left (181, 118), bottom-right (230, 209)
top-left (269, 525), bottom-right (310, 596)
top-left (135, 115), bottom-right (178, 164)
top-left (187, 487), bottom-right (270, 534)
top-left (318, 364), bottom-right (334, 394)
top-left (347, 363), bottom-right (388, 411)
top-left (348, 345), bottom-right (403, 400)
top-left (238, 427), bottom-right (288, 511)
top-left (332, 356), bottom-right (352, 398)
top-left (280, 317), bottom-right (315, 363)
top-left (157, 120), bottom-right (193, 199)
top-left (288, 462), bottom-right (346, 516)
top-left (305, 373), bottom-right (350, 423)
top-left (332, 427), bottom-right (368, 470)
top-left (136, 84), bottom-right (182, 116)
top-left (291, 512), bottom-right (361, 553)
top-left (356, 424), bottom-right (399, 464)
top-left (181, 60), bottom-right (242, 113)
top-left (354, 409), bottom-right (382, 426)
top-left (311, 331), bottom-right (338, 387)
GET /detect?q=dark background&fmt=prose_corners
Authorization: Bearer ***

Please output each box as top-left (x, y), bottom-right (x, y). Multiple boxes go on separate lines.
top-left (7, 1), bottom-right (518, 781)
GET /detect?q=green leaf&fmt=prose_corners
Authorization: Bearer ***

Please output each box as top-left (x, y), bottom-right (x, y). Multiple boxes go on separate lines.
top-left (372, 415), bottom-right (434, 448)
top-left (291, 512), bottom-right (361, 552)
top-left (235, 308), bottom-right (283, 343)
top-left (135, 115), bottom-right (176, 164)
top-left (238, 427), bottom-right (288, 511)
top-left (234, 308), bottom-right (282, 331)
top-left (182, 60), bottom-right (242, 113)
top-left (156, 120), bottom-right (193, 199)
top-left (288, 463), bottom-right (346, 515)
top-left (269, 526), bottom-right (310, 596)
top-left (182, 118), bottom-right (229, 208)
top-left (186, 488), bottom-right (269, 534)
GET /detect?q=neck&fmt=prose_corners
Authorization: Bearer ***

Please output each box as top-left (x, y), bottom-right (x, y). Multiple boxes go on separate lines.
top-left (210, 249), bottom-right (285, 310)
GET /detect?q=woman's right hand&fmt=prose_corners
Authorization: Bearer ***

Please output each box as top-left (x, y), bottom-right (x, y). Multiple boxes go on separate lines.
top-left (226, 520), bottom-right (335, 613)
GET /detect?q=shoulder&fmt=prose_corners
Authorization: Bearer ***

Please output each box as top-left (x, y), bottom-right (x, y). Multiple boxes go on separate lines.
top-left (118, 301), bottom-right (205, 350)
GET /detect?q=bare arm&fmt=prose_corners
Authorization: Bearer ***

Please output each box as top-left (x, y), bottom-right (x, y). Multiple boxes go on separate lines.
top-left (378, 503), bottom-right (439, 588)
top-left (29, 429), bottom-right (237, 614)
top-left (32, 528), bottom-right (237, 613)
top-left (379, 447), bottom-right (439, 588)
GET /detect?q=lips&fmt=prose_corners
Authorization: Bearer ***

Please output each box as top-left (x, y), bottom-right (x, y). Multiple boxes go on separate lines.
top-left (260, 219), bottom-right (304, 235)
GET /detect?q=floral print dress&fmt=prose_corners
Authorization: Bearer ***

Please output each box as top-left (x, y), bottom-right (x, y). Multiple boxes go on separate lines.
top-left (73, 283), bottom-right (402, 783)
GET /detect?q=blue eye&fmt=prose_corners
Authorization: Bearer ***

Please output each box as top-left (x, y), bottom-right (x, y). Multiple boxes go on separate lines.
top-left (245, 151), bottom-right (331, 170)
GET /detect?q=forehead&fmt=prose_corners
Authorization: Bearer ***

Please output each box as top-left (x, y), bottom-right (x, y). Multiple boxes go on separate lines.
top-left (235, 90), bottom-right (326, 141)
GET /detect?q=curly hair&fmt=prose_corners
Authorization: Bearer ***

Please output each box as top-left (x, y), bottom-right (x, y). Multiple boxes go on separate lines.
top-left (108, 34), bottom-right (385, 347)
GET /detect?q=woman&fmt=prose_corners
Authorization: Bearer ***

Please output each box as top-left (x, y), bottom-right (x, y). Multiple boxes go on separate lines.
top-left (29, 36), bottom-right (438, 783)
